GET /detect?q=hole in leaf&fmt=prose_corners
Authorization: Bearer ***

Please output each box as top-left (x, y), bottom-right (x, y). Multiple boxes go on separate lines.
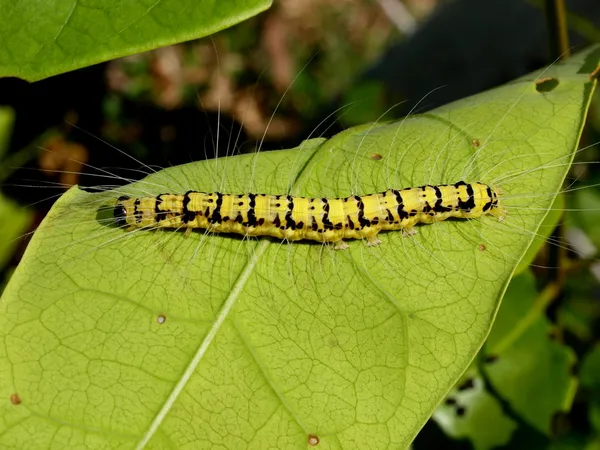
top-left (535, 78), bottom-right (559, 92)
top-left (157, 314), bottom-right (166, 324)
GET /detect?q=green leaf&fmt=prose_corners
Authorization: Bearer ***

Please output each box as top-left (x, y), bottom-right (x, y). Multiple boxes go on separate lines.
top-left (557, 270), bottom-right (600, 342)
top-left (1, 47), bottom-right (598, 448)
top-left (0, 107), bottom-right (14, 161)
top-left (581, 345), bottom-right (600, 434)
top-left (483, 271), bottom-right (578, 435)
top-left (434, 269), bottom-right (578, 449)
top-left (0, 106), bottom-right (32, 276)
top-left (0, 193), bottom-right (32, 274)
top-left (570, 186), bottom-right (600, 250)
top-left (0, 0), bottom-right (272, 81)
top-left (581, 345), bottom-right (600, 391)
top-left (514, 193), bottom-right (564, 276)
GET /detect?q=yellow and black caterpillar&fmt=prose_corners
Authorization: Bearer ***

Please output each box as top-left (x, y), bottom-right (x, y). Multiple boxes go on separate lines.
top-left (114, 181), bottom-right (503, 248)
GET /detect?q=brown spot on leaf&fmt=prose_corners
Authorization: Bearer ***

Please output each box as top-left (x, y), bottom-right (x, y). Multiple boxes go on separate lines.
top-left (308, 435), bottom-right (320, 446)
top-left (370, 153), bottom-right (383, 160)
top-left (10, 394), bottom-right (21, 405)
top-left (471, 138), bottom-right (480, 147)
top-left (157, 314), bottom-right (166, 324)
top-left (478, 244), bottom-right (486, 251)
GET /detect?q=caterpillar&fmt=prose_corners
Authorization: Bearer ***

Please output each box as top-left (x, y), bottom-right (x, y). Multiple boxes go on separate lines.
top-left (114, 181), bottom-right (503, 249)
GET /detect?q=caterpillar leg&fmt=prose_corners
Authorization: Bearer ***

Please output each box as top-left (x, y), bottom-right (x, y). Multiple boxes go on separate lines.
top-left (402, 228), bottom-right (418, 237)
top-left (490, 207), bottom-right (508, 222)
top-left (366, 235), bottom-right (382, 247)
top-left (334, 240), bottom-right (349, 251)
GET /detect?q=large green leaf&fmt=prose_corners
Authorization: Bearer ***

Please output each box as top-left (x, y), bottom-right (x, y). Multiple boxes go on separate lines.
top-left (0, 0), bottom-right (272, 81)
top-left (1, 47), bottom-right (598, 448)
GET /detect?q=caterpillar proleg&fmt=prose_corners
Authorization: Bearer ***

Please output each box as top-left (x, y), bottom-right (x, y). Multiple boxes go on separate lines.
top-left (114, 182), bottom-right (503, 247)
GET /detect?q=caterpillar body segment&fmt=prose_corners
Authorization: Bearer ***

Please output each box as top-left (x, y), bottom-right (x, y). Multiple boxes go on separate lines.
top-left (114, 181), bottom-right (502, 246)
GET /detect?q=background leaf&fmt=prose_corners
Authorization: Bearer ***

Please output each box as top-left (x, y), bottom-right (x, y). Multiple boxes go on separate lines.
top-left (434, 271), bottom-right (578, 449)
top-left (0, 107), bottom-right (32, 281)
top-left (0, 47), bottom-right (598, 448)
top-left (0, 0), bottom-right (272, 81)
top-left (433, 368), bottom-right (518, 450)
top-left (483, 272), bottom-right (577, 436)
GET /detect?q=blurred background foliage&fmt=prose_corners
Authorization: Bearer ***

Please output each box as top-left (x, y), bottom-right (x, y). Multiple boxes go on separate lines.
top-left (1, 0), bottom-right (600, 448)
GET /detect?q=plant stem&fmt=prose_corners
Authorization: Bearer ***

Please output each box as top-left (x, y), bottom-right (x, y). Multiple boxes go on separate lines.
top-left (545, 0), bottom-right (570, 60)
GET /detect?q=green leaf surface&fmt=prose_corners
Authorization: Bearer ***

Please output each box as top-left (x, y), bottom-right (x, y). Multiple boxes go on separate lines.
top-left (514, 194), bottom-right (564, 276)
top-left (0, 0), bottom-right (272, 81)
top-left (0, 106), bottom-right (32, 274)
top-left (571, 186), bottom-right (600, 250)
top-left (434, 269), bottom-right (578, 449)
top-left (581, 345), bottom-right (600, 391)
top-left (0, 193), bottom-right (32, 273)
top-left (558, 270), bottom-right (600, 342)
top-left (0, 107), bottom-right (14, 161)
top-left (1, 47), bottom-right (598, 448)
top-left (483, 271), bottom-right (578, 435)
top-left (581, 345), bottom-right (600, 433)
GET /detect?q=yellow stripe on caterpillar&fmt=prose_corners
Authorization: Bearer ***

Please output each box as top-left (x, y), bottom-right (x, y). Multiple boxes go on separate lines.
top-left (114, 181), bottom-right (503, 247)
